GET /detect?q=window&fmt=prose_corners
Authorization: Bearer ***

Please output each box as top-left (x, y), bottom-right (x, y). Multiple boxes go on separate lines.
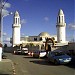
top-left (62, 16), bottom-right (63, 23)
top-left (59, 16), bottom-right (60, 23)
top-left (34, 38), bottom-right (37, 41)
top-left (16, 18), bottom-right (17, 24)
top-left (39, 37), bottom-right (42, 41)
top-left (18, 18), bottom-right (19, 24)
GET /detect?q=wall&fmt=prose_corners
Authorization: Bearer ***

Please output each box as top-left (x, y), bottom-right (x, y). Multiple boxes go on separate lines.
top-left (3, 47), bottom-right (19, 53)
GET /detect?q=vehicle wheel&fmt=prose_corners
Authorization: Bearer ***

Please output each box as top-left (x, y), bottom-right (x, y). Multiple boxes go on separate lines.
top-left (54, 59), bottom-right (58, 65)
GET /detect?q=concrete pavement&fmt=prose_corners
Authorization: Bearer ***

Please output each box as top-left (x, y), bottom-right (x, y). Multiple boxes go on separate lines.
top-left (5, 53), bottom-right (75, 75)
top-left (0, 59), bottom-right (13, 75)
top-left (1, 53), bottom-right (75, 75)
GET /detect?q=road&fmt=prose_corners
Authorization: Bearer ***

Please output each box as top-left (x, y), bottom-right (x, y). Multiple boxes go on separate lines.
top-left (4, 53), bottom-right (75, 75)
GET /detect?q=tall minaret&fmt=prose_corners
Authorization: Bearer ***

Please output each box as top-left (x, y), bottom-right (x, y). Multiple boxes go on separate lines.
top-left (12, 11), bottom-right (21, 47)
top-left (56, 9), bottom-right (66, 43)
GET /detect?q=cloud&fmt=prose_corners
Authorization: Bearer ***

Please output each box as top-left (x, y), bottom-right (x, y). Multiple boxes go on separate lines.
top-left (2, 9), bottom-right (9, 16)
top-left (3, 33), bottom-right (10, 42)
top-left (21, 19), bottom-right (27, 25)
top-left (1, 2), bottom-right (11, 17)
top-left (3, 32), bottom-right (7, 36)
top-left (44, 17), bottom-right (49, 21)
top-left (22, 33), bottom-right (25, 36)
top-left (4, 37), bottom-right (10, 42)
top-left (3, 2), bottom-right (11, 9)
top-left (68, 23), bottom-right (75, 30)
top-left (6, 37), bottom-right (10, 41)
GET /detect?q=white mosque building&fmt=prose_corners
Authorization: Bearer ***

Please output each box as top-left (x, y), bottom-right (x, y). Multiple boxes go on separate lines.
top-left (11, 9), bottom-right (67, 47)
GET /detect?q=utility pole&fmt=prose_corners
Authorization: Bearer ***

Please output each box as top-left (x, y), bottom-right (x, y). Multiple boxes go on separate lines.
top-left (0, 0), bottom-right (3, 61)
top-left (0, 0), bottom-right (3, 44)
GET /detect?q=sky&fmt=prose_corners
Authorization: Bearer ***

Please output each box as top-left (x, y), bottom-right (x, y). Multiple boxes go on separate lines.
top-left (1, 0), bottom-right (75, 46)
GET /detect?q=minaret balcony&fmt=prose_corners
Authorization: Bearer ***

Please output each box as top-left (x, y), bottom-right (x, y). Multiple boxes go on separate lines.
top-left (12, 24), bottom-right (21, 28)
top-left (56, 23), bottom-right (66, 27)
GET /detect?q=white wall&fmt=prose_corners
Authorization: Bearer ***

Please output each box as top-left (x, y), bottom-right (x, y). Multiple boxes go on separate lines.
top-left (57, 26), bottom-right (66, 43)
top-left (13, 27), bottom-right (20, 46)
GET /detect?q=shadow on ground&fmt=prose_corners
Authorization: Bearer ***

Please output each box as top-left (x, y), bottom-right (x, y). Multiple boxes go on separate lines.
top-left (29, 56), bottom-right (75, 68)
top-left (29, 59), bottom-right (59, 66)
top-left (23, 56), bottom-right (39, 59)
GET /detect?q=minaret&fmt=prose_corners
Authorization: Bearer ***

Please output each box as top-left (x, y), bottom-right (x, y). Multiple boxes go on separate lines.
top-left (56, 9), bottom-right (66, 43)
top-left (12, 11), bottom-right (21, 47)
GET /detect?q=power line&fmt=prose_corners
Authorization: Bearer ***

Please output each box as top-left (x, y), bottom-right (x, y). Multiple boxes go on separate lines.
top-left (3, 0), bottom-right (8, 7)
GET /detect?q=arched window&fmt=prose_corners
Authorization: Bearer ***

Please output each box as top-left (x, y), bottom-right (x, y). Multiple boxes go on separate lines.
top-left (34, 38), bottom-right (37, 41)
top-left (62, 16), bottom-right (63, 23)
top-left (18, 18), bottom-right (19, 24)
top-left (16, 18), bottom-right (17, 24)
top-left (59, 16), bottom-right (60, 23)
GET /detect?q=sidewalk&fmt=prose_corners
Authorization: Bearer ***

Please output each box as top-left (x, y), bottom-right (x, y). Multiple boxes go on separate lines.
top-left (0, 59), bottom-right (13, 75)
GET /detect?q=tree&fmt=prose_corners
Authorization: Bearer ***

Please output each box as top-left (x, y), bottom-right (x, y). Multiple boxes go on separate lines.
top-left (29, 43), bottom-right (34, 47)
top-left (51, 37), bottom-right (55, 40)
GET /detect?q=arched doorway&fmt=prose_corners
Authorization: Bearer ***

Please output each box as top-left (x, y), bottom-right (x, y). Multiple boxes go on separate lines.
top-left (45, 38), bottom-right (55, 51)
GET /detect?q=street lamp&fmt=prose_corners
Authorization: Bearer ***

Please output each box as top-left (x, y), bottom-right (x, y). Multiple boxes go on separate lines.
top-left (0, 0), bottom-right (5, 44)
top-left (0, 0), bottom-right (4, 61)
top-left (0, 0), bottom-right (3, 43)
top-left (2, 12), bottom-right (13, 45)
top-left (0, 0), bottom-right (12, 45)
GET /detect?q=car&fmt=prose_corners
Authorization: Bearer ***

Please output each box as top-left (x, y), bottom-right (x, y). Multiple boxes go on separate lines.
top-left (28, 51), bottom-right (34, 56)
top-left (28, 50), bottom-right (46, 58)
top-left (47, 51), bottom-right (72, 64)
top-left (39, 50), bottom-right (47, 58)
top-left (21, 48), bottom-right (28, 54)
top-left (14, 49), bottom-right (22, 54)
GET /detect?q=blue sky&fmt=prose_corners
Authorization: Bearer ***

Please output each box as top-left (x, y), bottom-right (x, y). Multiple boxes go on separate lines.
top-left (2, 0), bottom-right (74, 45)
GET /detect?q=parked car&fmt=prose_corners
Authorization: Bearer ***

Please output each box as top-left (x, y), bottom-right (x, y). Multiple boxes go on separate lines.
top-left (67, 50), bottom-right (75, 56)
top-left (47, 51), bottom-right (72, 64)
top-left (21, 48), bottom-right (28, 54)
top-left (14, 49), bottom-right (22, 54)
top-left (28, 51), bottom-right (34, 56)
top-left (28, 50), bottom-right (46, 58)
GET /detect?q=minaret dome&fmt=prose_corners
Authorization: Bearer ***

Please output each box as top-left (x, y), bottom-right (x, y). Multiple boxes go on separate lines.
top-left (58, 9), bottom-right (64, 15)
top-left (14, 11), bottom-right (20, 17)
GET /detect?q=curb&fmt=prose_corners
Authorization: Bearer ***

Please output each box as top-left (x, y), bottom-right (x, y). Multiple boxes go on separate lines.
top-left (11, 62), bottom-right (16, 75)
top-left (0, 59), bottom-right (16, 75)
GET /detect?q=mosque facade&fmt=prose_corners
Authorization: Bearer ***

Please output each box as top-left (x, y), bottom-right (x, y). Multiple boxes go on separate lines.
top-left (11, 9), bottom-right (67, 47)
top-left (20, 32), bottom-right (57, 46)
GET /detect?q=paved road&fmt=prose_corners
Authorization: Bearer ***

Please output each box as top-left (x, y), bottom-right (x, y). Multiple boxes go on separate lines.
top-left (0, 59), bottom-right (13, 75)
top-left (4, 53), bottom-right (75, 75)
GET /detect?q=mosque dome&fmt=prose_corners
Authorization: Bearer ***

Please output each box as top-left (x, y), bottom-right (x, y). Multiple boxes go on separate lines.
top-left (38, 32), bottom-right (50, 37)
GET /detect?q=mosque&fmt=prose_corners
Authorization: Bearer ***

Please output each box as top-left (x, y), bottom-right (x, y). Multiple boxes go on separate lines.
top-left (10, 9), bottom-right (67, 48)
